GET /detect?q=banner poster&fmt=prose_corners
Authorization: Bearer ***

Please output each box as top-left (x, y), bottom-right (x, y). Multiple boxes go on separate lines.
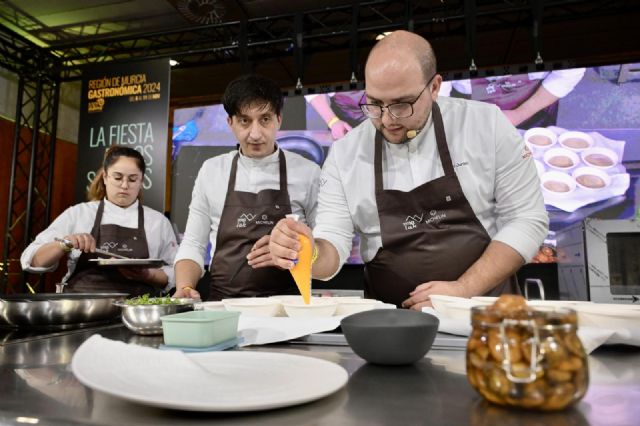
top-left (75, 59), bottom-right (170, 212)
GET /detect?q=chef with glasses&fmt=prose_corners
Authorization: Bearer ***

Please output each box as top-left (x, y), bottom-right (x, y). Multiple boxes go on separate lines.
top-left (269, 30), bottom-right (549, 309)
top-left (21, 146), bottom-right (177, 296)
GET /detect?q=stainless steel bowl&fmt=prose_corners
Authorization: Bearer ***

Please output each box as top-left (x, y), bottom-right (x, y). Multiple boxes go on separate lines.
top-left (0, 293), bottom-right (128, 329)
top-left (114, 299), bottom-right (195, 335)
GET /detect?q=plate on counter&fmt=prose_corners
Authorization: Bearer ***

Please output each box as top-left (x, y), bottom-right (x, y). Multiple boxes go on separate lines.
top-left (72, 335), bottom-right (348, 412)
top-left (89, 258), bottom-right (167, 268)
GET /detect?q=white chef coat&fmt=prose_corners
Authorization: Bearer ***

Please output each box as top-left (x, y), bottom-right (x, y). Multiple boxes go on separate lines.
top-left (439, 68), bottom-right (586, 98)
top-left (21, 199), bottom-right (178, 289)
top-left (175, 147), bottom-right (321, 276)
top-left (313, 96), bottom-right (549, 278)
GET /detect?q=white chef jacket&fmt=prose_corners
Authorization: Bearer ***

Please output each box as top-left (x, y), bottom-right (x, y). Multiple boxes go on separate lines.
top-left (313, 96), bottom-right (549, 278)
top-left (21, 199), bottom-right (178, 289)
top-left (439, 68), bottom-right (586, 98)
top-left (175, 147), bottom-right (321, 276)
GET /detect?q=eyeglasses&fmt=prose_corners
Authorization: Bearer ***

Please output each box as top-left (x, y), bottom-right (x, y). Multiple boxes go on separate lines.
top-left (106, 172), bottom-right (142, 187)
top-left (359, 73), bottom-right (437, 119)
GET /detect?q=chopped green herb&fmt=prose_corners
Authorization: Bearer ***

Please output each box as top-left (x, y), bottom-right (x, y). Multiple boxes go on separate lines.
top-left (125, 294), bottom-right (182, 305)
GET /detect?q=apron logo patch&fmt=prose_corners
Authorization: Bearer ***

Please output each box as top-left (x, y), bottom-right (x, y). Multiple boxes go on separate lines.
top-left (236, 213), bottom-right (256, 228)
top-left (100, 241), bottom-right (133, 253)
top-left (446, 195), bottom-right (452, 202)
top-left (255, 214), bottom-right (274, 226)
top-left (424, 210), bottom-right (447, 225)
top-left (403, 213), bottom-right (424, 230)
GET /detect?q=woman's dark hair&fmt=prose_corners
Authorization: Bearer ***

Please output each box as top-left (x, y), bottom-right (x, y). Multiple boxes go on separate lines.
top-left (87, 146), bottom-right (146, 201)
top-left (221, 74), bottom-right (284, 117)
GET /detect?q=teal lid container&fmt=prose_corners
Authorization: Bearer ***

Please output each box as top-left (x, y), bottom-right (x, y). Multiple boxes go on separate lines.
top-left (160, 310), bottom-right (240, 348)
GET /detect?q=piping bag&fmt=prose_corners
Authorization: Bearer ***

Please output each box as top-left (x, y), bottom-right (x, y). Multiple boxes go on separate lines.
top-left (286, 214), bottom-right (312, 305)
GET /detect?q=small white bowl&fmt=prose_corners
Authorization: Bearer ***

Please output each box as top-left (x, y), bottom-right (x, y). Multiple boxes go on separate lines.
top-left (540, 171), bottom-right (576, 196)
top-left (334, 298), bottom-right (380, 316)
top-left (558, 131), bottom-right (594, 152)
top-left (222, 298), bottom-right (281, 317)
top-left (543, 148), bottom-right (579, 171)
top-left (524, 128), bottom-right (557, 151)
top-left (282, 299), bottom-right (338, 318)
top-left (580, 147), bottom-right (619, 170)
top-left (572, 167), bottom-right (611, 191)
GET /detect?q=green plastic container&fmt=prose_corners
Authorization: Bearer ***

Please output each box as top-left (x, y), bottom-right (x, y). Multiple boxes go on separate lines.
top-left (160, 310), bottom-right (240, 348)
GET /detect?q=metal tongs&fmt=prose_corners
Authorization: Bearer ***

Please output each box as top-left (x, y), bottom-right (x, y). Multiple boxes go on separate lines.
top-left (55, 237), bottom-right (130, 259)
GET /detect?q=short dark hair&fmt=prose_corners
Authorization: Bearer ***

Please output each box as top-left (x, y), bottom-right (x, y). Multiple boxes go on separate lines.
top-left (221, 74), bottom-right (284, 117)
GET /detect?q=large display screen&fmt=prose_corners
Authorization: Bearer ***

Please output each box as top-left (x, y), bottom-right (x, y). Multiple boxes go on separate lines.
top-left (172, 63), bottom-right (640, 265)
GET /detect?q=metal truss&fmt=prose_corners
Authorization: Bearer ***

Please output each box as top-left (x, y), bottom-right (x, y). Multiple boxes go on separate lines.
top-left (0, 47), bottom-right (60, 294)
top-left (26, 0), bottom-right (635, 81)
top-left (1, 0), bottom-right (638, 81)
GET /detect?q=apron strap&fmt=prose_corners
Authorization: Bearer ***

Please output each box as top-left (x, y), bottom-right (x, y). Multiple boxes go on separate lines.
top-left (277, 148), bottom-right (288, 193)
top-left (90, 199), bottom-right (105, 242)
top-left (135, 200), bottom-right (149, 250)
top-left (374, 131), bottom-right (384, 194)
top-left (431, 102), bottom-right (455, 177)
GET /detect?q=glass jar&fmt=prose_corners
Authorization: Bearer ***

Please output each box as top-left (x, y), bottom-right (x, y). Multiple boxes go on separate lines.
top-left (466, 306), bottom-right (589, 410)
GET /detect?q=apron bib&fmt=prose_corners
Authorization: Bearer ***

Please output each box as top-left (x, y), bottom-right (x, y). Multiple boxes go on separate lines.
top-left (364, 102), bottom-right (519, 307)
top-left (65, 199), bottom-right (159, 296)
top-left (209, 149), bottom-right (298, 300)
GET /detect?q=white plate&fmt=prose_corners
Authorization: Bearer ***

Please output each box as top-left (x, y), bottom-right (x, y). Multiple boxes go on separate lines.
top-left (89, 258), bottom-right (166, 268)
top-left (72, 336), bottom-right (348, 412)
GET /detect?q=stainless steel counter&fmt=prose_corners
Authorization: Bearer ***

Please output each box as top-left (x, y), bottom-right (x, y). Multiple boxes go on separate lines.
top-left (1, 324), bottom-right (639, 426)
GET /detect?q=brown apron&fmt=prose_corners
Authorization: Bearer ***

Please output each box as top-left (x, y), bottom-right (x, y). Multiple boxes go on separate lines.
top-left (209, 149), bottom-right (298, 300)
top-left (364, 102), bottom-right (519, 307)
top-left (471, 76), bottom-right (558, 128)
top-left (64, 199), bottom-right (160, 296)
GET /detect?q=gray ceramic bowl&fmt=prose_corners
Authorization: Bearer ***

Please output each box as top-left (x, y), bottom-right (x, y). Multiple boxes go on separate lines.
top-left (114, 299), bottom-right (195, 335)
top-left (340, 309), bottom-right (439, 365)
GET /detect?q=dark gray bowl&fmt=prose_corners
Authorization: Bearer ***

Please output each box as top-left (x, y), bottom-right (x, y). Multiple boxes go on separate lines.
top-left (340, 309), bottom-right (439, 366)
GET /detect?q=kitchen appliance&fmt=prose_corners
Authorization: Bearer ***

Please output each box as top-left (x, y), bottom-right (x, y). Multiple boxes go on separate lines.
top-left (556, 218), bottom-right (640, 303)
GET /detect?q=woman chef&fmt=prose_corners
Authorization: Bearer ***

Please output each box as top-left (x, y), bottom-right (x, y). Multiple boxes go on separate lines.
top-left (20, 146), bottom-right (177, 296)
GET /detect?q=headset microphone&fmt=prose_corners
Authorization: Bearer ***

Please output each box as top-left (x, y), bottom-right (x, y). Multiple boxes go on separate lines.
top-left (406, 129), bottom-right (421, 139)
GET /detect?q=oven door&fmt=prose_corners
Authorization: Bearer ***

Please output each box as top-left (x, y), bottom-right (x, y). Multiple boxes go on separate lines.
top-left (585, 219), bottom-right (640, 303)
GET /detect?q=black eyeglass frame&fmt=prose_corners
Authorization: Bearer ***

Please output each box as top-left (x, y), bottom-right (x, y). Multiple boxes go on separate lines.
top-left (359, 73), bottom-right (438, 119)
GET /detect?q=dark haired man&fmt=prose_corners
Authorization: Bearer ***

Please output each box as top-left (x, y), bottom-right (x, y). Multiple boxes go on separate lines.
top-left (269, 31), bottom-right (548, 309)
top-left (174, 74), bottom-right (320, 300)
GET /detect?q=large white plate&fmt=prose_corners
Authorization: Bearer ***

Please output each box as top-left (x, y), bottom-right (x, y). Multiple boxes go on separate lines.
top-left (71, 335), bottom-right (348, 412)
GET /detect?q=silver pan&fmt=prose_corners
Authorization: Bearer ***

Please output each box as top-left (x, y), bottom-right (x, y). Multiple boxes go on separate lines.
top-left (0, 293), bottom-right (128, 329)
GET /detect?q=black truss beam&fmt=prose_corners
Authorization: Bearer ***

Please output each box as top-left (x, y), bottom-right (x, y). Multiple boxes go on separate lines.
top-left (28, 0), bottom-right (634, 81)
top-left (2, 73), bottom-right (60, 294)
top-left (0, 21), bottom-right (60, 293)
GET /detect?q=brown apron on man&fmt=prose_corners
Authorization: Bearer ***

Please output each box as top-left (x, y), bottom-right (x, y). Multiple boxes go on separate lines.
top-left (471, 76), bottom-right (558, 128)
top-left (209, 149), bottom-right (298, 301)
top-left (65, 199), bottom-right (160, 296)
top-left (364, 102), bottom-right (519, 307)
